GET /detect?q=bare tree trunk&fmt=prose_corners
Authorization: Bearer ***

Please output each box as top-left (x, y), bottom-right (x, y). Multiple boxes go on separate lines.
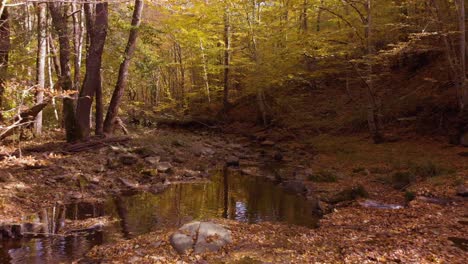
top-left (103, 0), bottom-right (143, 134)
top-left (48, 34), bottom-right (61, 78)
top-left (365, 0), bottom-right (383, 143)
top-left (76, 2), bottom-right (108, 139)
top-left (223, 6), bottom-right (231, 109)
top-left (49, 2), bottom-right (79, 142)
top-left (72, 3), bottom-right (84, 89)
top-left (0, 7), bottom-right (9, 113)
top-left (34, 3), bottom-right (47, 136)
top-left (301, 0), bottom-right (308, 32)
top-left (316, 0), bottom-right (324, 32)
top-left (458, 0), bottom-right (467, 108)
top-left (199, 39), bottom-right (210, 102)
top-left (47, 35), bottom-right (59, 122)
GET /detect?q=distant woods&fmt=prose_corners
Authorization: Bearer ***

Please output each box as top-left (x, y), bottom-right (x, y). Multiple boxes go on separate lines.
top-left (0, 0), bottom-right (467, 144)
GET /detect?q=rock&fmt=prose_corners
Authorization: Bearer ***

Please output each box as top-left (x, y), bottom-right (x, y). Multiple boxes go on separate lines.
top-left (240, 167), bottom-right (260, 176)
top-left (359, 199), bottom-right (403, 210)
top-left (144, 156), bottom-right (161, 165)
top-left (157, 162), bottom-right (172, 173)
top-left (260, 140), bottom-right (275, 147)
top-left (182, 169), bottom-right (200, 178)
top-left (456, 185), bottom-right (468, 197)
top-left (281, 180), bottom-right (307, 195)
top-left (149, 184), bottom-right (167, 194)
top-left (170, 221), bottom-right (232, 254)
top-left (225, 156), bottom-right (239, 167)
top-left (132, 147), bottom-right (157, 158)
top-left (119, 154), bottom-right (139, 165)
top-left (92, 165), bottom-right (106, 173)
top-left (191, 144), bottom-right (215, 156)
top-left (0, 172), bottom-right (15, 183)
top-left (107, 157), bottom-right (120, 169)
top-left (68, 192), bottom-right (83, 200)
top-left (173, 157), bottom-right (185, 163)
top-left (141, 169), bottom-right (158, 177)
top-left (119, 177), bottom-right (140, 189)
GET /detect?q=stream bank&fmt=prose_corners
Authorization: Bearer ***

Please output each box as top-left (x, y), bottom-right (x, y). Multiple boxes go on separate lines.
top-left (0, 127), bottom-right (467, 263)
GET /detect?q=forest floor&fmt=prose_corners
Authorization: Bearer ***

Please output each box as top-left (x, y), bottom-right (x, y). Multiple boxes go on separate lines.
top-left (0, 126), bottom-right (467, 263)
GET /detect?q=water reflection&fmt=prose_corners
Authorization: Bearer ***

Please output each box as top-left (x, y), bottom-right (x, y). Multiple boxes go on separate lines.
top-left (0, 170), bottom-right (319, 263)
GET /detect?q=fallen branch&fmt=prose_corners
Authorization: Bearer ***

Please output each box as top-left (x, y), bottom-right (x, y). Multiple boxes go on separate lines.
top-left (64, 136), bottom-right (131, 153)
top-left (0, 102), bottom-right (49, 141)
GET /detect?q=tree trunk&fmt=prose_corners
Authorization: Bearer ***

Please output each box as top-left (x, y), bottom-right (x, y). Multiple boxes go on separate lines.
top-left (199, 39), bottom-right (210, 102)
top-left (72, 3), bottom-right (84, 89)
top-left (48, 2), bottom-right (79, 142)
top-left (365, 0), bottom-right (383, 144)
top-left (76, 2), bottom-right (108, 139)
top-left (103, 0), bottom-right (143, 134)
top-left (0, 7), bottom-right (9, 113)
top-left (458, 0), bottom-right (467, 108)
top-left (34, 3), bottom-right (47, 136)
top-left (223, 6), bottom-right (231, 109)
top-left (316, 0), bottom-right (324, 32)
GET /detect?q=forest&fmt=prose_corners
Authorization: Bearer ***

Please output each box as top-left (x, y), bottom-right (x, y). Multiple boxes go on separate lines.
top-left (0, 0), bottom-right (467, 263)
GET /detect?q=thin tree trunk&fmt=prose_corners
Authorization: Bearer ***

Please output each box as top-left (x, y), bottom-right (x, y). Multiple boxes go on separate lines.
top-left (223, 6), bottom-right (231, 109)
top-left (76, 2), bottom-right (108, 139)
top-left (316, 0), bottom-right (324, 32)
top-left (103, 0), bottom-right (144, 134)
top-left (365, 0), bottom-right (383, 143)
top-left (301, 0), bottom-right (308, 32)
top-left (72, 2), bottom-right (83, 88)
top-left (34, 3), bottom-right (47, 136)
top-left (48, 34), bottom-right (61, 78)
top-left (47, 35), bottom-right (59, 122)
top-left (458, 0), bottom-right (467, 108)
top-left (49, 2), bottom-right (78, 142)
top-left (199, 39), bottom-right (210, 102)
top-left (0, 7), bottom-right (9, 112)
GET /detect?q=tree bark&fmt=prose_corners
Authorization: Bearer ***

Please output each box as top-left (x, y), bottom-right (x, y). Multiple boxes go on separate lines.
top-left (199, 39), bottom-right (210, 102)
top-left (76, 2), bottom-right (108, 139)
top-left (48, 2), bottom-right (79, 142)
top-left (0, 7), bottom-right (9, 112)
top-left (34, 3), bottom-right (47, 136)
top-left (103, 0), bottom-right (144, 134)
top-left (223, 5), bottom-right (231, 109)
top-left (365, 0), bottom-right (383, 143)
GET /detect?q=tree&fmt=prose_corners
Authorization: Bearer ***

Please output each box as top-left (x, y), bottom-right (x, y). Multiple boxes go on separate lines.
top-left (49, 2), bottom-right (78, 142)
top-left (0, 6), bottom-right (9, 113)
top-left (76, 2), bottom-right (108, 139)
top-left (34, 3), bottom-right (47, 135)
top-left (103, 0), bottom-right (144, 134)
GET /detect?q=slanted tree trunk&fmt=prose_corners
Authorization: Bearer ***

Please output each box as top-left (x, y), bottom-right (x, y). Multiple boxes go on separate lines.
top-left (49, 2), bottom-right (79, 142)
top-left (34, 3), bottom-right (47, 136)
top-left (0, 7), bottom-right (9, 113)
top-left (223, 5), bottom-right (231, 109)
top-left (103, 0), bottom-right (143, 134)
top-left (76, 2), bottom-right (108, 139)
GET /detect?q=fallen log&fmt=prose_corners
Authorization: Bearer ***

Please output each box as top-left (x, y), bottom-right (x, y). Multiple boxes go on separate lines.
top-left (0, 102), bottom-right (49, 141)
top-left (64, 136), bottom-right (131, 153)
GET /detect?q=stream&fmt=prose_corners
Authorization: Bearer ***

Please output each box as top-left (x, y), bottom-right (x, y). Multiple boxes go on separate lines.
top-left (0, 169), bottom-right (319, 263)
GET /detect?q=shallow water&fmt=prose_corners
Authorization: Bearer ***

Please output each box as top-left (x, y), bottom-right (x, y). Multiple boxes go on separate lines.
top-left (0, 170), bottom-right (319, 263)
